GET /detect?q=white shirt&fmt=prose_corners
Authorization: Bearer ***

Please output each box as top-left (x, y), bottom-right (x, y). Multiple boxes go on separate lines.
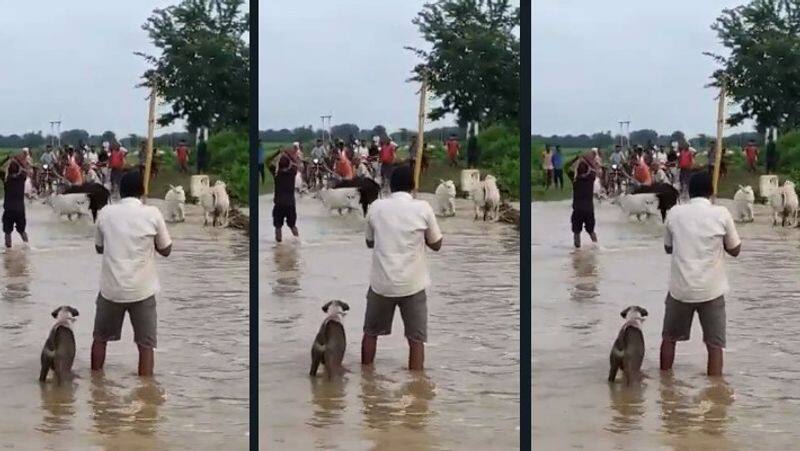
top-left (365, 192), bottom-right (443, 297)
top-left (664, 198), bottom-right (741, 302)
top-left (95, 198), bottom-right (173, 302)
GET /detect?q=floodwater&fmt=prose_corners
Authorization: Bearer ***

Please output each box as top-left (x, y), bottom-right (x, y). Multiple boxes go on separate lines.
top-left (0, 199), bottom-right (248, 450)
top-left (533, 198), bottom-right (800, 450)
top-left (261, 193), bottom-right (519, 450)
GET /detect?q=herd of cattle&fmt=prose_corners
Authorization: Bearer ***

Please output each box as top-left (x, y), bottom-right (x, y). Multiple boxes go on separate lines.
top-left (26, 177), bottom-right (231, 228)
top-left (295, 170), bottom-right (503, 221)
top-left (596, 175), bottom-right (800, 227)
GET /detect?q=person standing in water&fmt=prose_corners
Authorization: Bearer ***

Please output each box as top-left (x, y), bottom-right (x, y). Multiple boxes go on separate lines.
top-left (3, 152), bottom-right (30, 248)
top-left (92, 171), bottom-right (172, 377)
top-left (661, 172), bottom-right (740, 376)
top-left (271, 145), bottom-right (301, 242)
top-left (569, 150), bottom-right (599, 248)
top-left (362, 165), bottom-right (442, 371)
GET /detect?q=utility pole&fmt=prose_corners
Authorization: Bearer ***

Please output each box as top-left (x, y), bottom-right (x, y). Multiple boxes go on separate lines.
top-left (712, 81), bottom-right (726, 198)
top-left (413, 72), bottom-right (428, 193)
top-left (143, 76), bottom-right (158, 198)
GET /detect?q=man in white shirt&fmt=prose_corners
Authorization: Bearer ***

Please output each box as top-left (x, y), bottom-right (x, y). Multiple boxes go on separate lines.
top-left (363, 165), bottom-right (443, 370)
top-left (661, 171), bottom-right (741, 376)
top-left (91, 171), bottom-right (173, 377)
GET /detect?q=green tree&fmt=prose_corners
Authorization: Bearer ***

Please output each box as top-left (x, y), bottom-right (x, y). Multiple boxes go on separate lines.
top-left (407, 0), bottom-right (519, 126)
top-left (707, 0), bottom-right (800, 132)
top-left (137, 0), bottom-right (249, 134)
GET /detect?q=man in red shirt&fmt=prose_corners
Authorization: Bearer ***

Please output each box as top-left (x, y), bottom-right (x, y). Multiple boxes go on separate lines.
top-left (175, 140), bottom-right (190, 173)
top-left (744, 140), bottom-right (759, 173)
top-left (445, 134), bottom-right (460, 167)
top-left (678, 144), bottom-right (695, 193)
top-left (379, 138), bottom-right (396, 188)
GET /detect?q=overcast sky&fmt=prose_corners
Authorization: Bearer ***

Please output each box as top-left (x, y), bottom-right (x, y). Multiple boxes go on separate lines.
top-left (259, 0), bottom-right (462, 132)
top-left (0, 1), bottom-right (184, 136)
top-left (533, 0), bottom-right (753, 137)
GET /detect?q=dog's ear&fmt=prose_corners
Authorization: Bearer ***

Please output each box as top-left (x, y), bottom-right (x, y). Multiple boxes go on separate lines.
top-left (638, 307), bottom-right (648, 317)
top-left (51, 307), bottom-right (60, 318)
top-left (69, 307), bottom-right (79, 317)
top-left (341, 302), bottom-right (350, 312)
top-left (620, 307), bottom-right (630, 319)
top-left (322, 301), bottom-right (332, 313)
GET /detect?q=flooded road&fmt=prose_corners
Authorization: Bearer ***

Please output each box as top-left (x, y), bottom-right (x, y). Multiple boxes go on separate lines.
top-left (0, 199), bottom-right (248, 450)
top-left (261, 193), bottom-right (519, 450)
top-left (533, 199), bottom-right (800, 450)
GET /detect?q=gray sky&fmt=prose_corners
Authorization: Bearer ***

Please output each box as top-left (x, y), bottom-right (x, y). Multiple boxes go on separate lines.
top-left (533, 0), bottom-right (753, 137)
top-left (259, 0), bottom-right (459, 132)
top-left (0, 1), bottom-right (184, 137)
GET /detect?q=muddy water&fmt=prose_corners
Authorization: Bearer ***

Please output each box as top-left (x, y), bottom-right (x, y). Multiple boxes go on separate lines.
top-left (0, 199), bottom-right (248, 450)
top-left (533, 198), bottom-right (800, 450)
top-left (261, 193), bottom-right (519, 450)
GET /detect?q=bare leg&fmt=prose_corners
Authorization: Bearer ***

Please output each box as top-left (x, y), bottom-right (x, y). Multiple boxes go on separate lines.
top-left (707, 344), bottom-right (723, 376)
top-left (91, 339), bottom-right (107, 371)
top-left (138, 345), bottom-right (154, 377)
top-left (290, 226), bottom-right (299, 238)
top-left (361, 333), bottom-right (377, 365)
top-left (275, 227), bottom-right (282, 243)
top-left (4, 234), bottom-right (10, 248)
top-left (660, 339), bottom-right (676, 371)
top-left (20, 231), bottom-right (28, 243)
top-left (408, 339), bottom-right (424, 371)
top-left (589, 232), bottom-right (598, 243)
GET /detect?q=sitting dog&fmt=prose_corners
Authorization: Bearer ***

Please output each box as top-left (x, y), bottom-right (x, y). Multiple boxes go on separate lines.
top-left (310, 300), bottom-right (349, 379)
top-left (608, 305), bottom-right (647, 386)
top-left (40, 306), bottom-right (79, 385)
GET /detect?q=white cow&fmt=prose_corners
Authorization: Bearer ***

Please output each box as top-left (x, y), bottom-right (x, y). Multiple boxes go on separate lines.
top-left (435, 179), bottom-right (457, 217)
top-left (733, 185), bottom-right (755, 223)
top-left (47, 193), bottom-right (90, 221)
top-left (200, 180), bottom-right (230, 227)
top-left (319, 187), bottom-right (361, 215)
top-left (470, 174), bottom-right (501, 221)
top-left (613, 193), bottom-right (660, 222)
top-left (164, 185), bottom-right (186, 223)
top-left (769, 180), bottom-right (799, 226)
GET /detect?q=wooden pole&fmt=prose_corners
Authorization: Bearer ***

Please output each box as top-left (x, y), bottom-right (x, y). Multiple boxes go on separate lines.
top-left (413, 73), bottom-right (428, 193)
top-left (712, 81), bottom-right (726, 198)
top-left (143, 79), bottom-right (157, 198)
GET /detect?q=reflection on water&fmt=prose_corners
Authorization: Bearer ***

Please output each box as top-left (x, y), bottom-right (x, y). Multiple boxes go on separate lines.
top-left (533, 199), bottom-right (800, 450)
top-left (261, 194), bottom-right (519, 450)
top-left (3, 249), bottom-right (30, 301)
top-left (0, 200), bottom-right (247, 449)
top-left (570, 249), bottom-right (598, 302)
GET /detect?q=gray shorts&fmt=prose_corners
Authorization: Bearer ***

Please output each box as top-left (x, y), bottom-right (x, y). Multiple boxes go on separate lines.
top-left (662, 293), bottom-right (726, 348)
top-left (93, 293), bottom-right (158, 348)
top-left (363, 287), bottom-right (427, 342)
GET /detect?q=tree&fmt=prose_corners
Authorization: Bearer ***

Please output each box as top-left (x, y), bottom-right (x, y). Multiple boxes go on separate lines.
top-left (407, 0), bottom-right (519, 126)
top-left (101, 130), bottom-right (116, 144)
top-left (137, 0), bottom-right (249, 135)
top-left (371, 125), bottom-right (388, 140)
top-left (706, 1), bottom-right (800, 132)
top-left (330, 124), bottom-right (360, 141)
top-left (629, 129), bottom-right (658, 146)
top-left (60, 129), bottom-right (90, 146)
top-left (669, 130), bottom-right (686, 145)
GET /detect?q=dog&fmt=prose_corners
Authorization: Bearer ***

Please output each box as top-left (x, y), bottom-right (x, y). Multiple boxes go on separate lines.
top-left (608, 305), bottom-right (647, 386)
top-left (40, 306), bottom-right (79, 385)
top-left (310, 300), bottom-right (349, 379)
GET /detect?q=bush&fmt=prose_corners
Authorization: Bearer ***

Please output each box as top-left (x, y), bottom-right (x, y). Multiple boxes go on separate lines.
top-left (478, 122), bottom-right (521, 198)
top-left (777, 130), bottom-right (800, 170)
top-left (207, 130), bottom-right (248, 203)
